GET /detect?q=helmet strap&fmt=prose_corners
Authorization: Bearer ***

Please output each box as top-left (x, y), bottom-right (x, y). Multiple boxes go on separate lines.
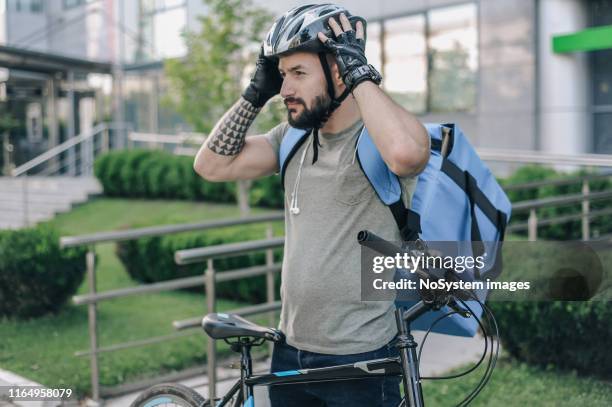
top-left (318, 53), bottom-right (350, 119)
top-left (309, 53), bottom-right (351, 165)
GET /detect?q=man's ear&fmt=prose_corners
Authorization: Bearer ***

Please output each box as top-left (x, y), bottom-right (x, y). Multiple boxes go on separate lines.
top-left (326, 54), bottom-right (346, 94)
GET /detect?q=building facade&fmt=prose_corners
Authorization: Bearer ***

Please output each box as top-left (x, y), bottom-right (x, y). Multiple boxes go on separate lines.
top-left (1, 0), bottom-right (611, 170)
top-left (259, 0), bottom-right (612, 157)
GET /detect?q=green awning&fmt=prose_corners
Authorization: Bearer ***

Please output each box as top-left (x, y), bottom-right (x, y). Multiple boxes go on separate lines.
top-left (552, 24), bottom-right (612, 53)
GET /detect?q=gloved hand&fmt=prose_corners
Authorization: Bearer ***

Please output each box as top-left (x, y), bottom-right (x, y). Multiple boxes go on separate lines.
top-left (319, 15), bottom-right (382, 92)
top-left (242, 47), bottom-right (283, 108)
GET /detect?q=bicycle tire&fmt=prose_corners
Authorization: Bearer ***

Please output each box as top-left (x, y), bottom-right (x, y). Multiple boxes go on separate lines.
top-left (130, 383), bottom-right (208, 407)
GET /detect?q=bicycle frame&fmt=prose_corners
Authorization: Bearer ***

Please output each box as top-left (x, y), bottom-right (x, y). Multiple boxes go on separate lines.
top-left (214, 301), bottom-right (434, 407)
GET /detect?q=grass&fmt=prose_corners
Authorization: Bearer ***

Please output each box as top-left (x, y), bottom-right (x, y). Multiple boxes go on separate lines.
top-left (423, 355), bottom-right (612, 406)
top-left (0, 198), bottom-right (283, 397)
top-left (2, 198), bottom-right (611, 403)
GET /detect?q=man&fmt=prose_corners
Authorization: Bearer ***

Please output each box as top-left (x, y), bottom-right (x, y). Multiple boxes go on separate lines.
top-left (194, 4), bottom-right (429, 406)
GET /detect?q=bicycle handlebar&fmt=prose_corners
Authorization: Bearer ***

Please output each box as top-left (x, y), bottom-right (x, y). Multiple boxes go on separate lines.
top-left (357, 230), bottom-right (473, 315)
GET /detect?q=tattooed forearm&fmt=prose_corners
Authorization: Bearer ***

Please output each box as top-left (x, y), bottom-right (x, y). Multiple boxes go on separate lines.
top-left (207, 98), bottom-right (261, 156)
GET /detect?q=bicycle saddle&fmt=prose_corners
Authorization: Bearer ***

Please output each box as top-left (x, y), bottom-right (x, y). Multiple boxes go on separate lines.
top-left (202, 313), bottom-right (285, 342)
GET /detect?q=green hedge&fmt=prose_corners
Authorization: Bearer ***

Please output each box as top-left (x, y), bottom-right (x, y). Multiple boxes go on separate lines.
top-left (94, 150), bottom-right (236, 202)
top-left (489, 301), bottom-right (612, 379)
top-left (116, 226), bottom-right (282, 303)
top-left (250, 177), bottom-right (283, 209)
top-left (0, 227), bottom-right (87, 319)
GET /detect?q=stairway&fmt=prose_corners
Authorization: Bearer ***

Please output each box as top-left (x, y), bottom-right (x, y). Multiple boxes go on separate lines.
top-left (0, 176), bottom-right (102, 230)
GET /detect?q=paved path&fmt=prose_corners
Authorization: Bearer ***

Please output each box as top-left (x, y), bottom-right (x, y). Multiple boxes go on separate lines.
top-left (105, 331), bottom-right (488, 406)
top-left (0, 369), bottom-right (63, 407)
top-left (1, 332), bottom-right (488, 406)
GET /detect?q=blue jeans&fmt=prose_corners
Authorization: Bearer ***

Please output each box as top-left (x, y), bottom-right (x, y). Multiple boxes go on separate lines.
top-left (268, 340), bottom-right (401, 407)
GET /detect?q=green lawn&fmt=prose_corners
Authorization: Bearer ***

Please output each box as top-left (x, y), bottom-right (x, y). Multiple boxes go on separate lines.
top-left (0, 198), bottom-right (282, 397)
top-left (423, 356), bottom-right (612, 406)
top-left (1, 198), bottom-right (611, 404)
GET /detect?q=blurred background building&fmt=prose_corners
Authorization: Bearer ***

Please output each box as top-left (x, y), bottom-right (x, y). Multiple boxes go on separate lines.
top-left (0, 0), bottom-right (611, 171)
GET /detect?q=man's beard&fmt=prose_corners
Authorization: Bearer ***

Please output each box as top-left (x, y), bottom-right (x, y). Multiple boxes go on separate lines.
top-left (284, 94), bottom-right (331, 129)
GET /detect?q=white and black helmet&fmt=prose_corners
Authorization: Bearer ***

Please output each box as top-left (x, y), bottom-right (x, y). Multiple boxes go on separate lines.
top-left (263, 3), bottom-right (367, 133)
top-left (263, 4), bottom-right (366, 57)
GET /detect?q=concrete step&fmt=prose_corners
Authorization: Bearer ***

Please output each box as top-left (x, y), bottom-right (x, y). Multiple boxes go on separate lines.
top-left (0, 193), bottom-right (89, 205)
top-left (0, 179), bottom-right (101, 194)
top-left (0, 200), bottom-right (73, 213)
top-left (0, 176), bottom-right (101, 189)
top-left (0, 176), bottom-right (101, 230)
top-left (0, 211), bottom-right (55, 226)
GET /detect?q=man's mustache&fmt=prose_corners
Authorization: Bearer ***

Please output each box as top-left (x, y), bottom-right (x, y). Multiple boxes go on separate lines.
top-left (284, 97), bottom-right (306, 107)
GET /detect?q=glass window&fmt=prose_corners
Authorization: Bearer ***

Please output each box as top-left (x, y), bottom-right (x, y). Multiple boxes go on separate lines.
top-left (427, 3), bottom-right (478, 112)
top-left (30, 0), bottom-right (43, 13)
top-left (153, 6), bottom-right (187, 58)
top-left (594, 113), bottom-right (612, 153)
top-left (63, 0), bottom-right (85, 9)
top-left (592, 49), bottom-right (612, 106)
top-left (383, 14), bottom-right (427, 114)
top-left (365, 21), bottom-right (382, 73)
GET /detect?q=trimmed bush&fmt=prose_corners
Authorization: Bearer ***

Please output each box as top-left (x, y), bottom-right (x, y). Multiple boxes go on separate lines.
top-left (250, 177), bottom-right (283, 209)
top-left (488, 243), bottom-right (612, 379)
top-left (116, 226), bottom-right (282, 303)
top-left (94, 150), bottom-right (237, 203)
top-left (489, 301), bottom-right (612, 379)
top-left (0, 226), bottom-right (87, 319)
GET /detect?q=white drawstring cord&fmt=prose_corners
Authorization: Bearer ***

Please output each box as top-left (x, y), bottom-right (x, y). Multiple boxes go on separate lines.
top-left (289, 136), bottom-right (313, 215)
top-left (291, 125), bottom-right (363, 215)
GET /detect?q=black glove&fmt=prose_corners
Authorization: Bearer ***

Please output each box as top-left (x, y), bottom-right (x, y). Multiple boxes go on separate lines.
top-left (322, 29), bottom-right (382, 92)
top-left (242, 47), bottom-right (283, 108)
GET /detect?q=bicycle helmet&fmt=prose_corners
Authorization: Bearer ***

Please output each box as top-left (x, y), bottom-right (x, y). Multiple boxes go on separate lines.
top-left (264, 4), bottom-right (367, 162)
top-left (263, 4), bottom-right (365, 57)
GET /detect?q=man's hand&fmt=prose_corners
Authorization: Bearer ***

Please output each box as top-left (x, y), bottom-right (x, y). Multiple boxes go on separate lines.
top-left (242, 47), bottom-right (283, 108)
top-left (318, 14), bottom-right (428, 177)
top-left (317, 14), bottom-right (382, 92)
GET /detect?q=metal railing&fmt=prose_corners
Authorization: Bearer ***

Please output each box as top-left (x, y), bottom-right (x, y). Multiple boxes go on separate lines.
top-left (5, 122), bottom-right (129, 228)
top-left (59, 213), bottom-right (283, 401)
top-left (478, 148), bottom-right (612, 167)
top-left (173, 237), bottom-right (284, 402)
top-left (53, 147), bottom-right (612, 400)
top-left (501, 171), bottom-right (612, 241)
top-left (127, 131), bottom-right (206, 156)
top-left (12, 122), bottom-right (129, 177)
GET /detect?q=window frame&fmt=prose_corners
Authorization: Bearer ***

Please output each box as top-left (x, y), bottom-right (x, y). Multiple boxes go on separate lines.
top-left (365, 1), bottom-right (479, 115)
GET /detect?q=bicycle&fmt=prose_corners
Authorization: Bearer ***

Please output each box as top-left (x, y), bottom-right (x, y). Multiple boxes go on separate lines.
top-left (132, 231), bottom-right (500, 407)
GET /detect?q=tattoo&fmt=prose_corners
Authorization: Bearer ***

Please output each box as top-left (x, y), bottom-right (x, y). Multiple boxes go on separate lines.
top-left (207, 98), bottom-right (261, 156)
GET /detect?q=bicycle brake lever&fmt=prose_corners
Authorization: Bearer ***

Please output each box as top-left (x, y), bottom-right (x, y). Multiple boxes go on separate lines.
top-left (447, 299), bottom-right (471, 318)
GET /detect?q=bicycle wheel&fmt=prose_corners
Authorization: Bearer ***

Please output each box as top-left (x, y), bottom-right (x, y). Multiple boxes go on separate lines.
top-left (130, 383), bottom-right (208, 407)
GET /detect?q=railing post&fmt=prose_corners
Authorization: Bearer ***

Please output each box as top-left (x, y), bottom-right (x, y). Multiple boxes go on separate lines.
top-left (2, 132), bottom-right (13, 176)
top-left (81, 133), bottom-right (88, 176)
top-left (89, 131), bottom-right (95, 175)
top-left (128, 131), bottom-right (134, 150)
top-left (265, 223), bottom-right (275, 357)
top-left (102, 127), bottom-right (110, 154)
top-left (67, 70), bottom-right (76, 176)
top-left (86, 246), bottom-right (100, 401)
top-left (22, 176), bottom-right (29, 227)
top-left (582, 180), bottom-right (590, 241)
top-left (528, 208), bottom-right (538, 241)
top-left (205, 258), bottom-right (216, 401)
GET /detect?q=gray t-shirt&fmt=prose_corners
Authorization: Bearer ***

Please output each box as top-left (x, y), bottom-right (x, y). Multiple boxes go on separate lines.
top-left (264, 120), bottom-right (417, 354)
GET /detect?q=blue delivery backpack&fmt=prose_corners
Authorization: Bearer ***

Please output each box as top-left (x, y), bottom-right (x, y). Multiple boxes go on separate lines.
top-left (279, 123), bottom-right (512, 337)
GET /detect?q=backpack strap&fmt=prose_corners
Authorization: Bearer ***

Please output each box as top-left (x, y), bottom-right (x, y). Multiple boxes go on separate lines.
top-left (355, 127), bottom-right (421, 241)
top-left (279, 127), bottom-right (311, 190)
top-left (279, 125), bottom-right (422, 241)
